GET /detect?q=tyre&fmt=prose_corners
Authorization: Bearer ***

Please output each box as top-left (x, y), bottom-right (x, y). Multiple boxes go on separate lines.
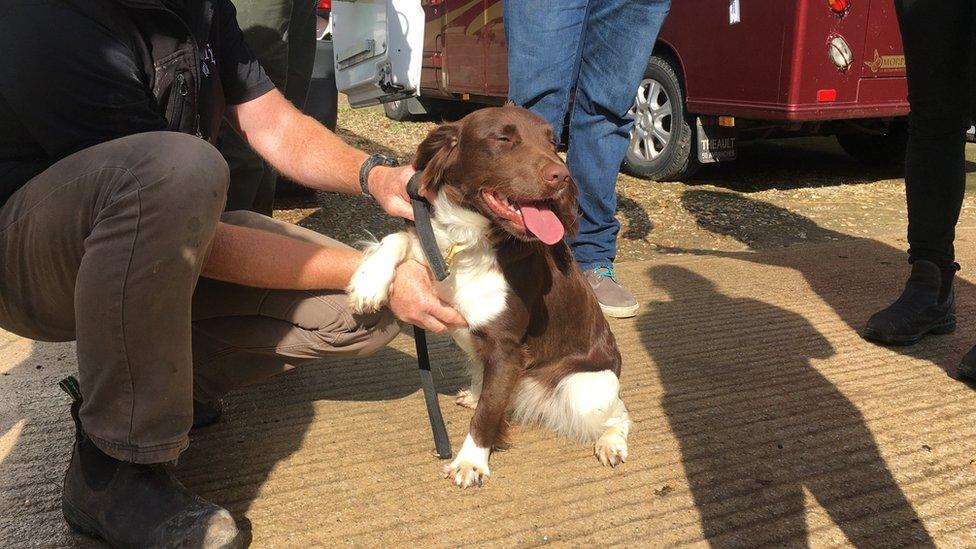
top-left (383, 98), bottom-right (414, 121)
top-left (383, 97), bottom-right (479, 122)
top-left (622, 55), bottom-right (699, 181)
top-left (836, 120), bottom-right (908, 166)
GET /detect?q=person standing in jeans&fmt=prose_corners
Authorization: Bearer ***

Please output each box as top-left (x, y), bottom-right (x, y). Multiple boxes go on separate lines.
top-left (505, 0), bottom-right (671, 318)
top-left (217, 0), bottom-right (318, 213)
top-left (864, 0), bottom-right (976, 376)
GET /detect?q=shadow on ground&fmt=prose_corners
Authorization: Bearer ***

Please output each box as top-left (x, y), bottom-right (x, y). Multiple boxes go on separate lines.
top-left (0, 334), bottom-right (468, 546)
top-left (618, 194), bottom-right (654, 241)
top-left (669, 189), bottom-right (976, 380)
top-left (640, 265), bottom-right (934, 546)
top-left (687, 137), bottom-right (976, 193)
top-left (177, 336), bottom-right (467, 543)
top-left (272, 131), bottom-right (410, 245)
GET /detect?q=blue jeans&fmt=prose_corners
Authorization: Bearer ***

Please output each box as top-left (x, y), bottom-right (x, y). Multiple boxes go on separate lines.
top-left (505, 0), bottom-right (670, 270)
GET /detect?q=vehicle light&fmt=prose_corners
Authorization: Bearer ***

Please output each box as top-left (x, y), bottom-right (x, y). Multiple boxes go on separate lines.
top-left (317, 0), bottom-right (330, 9)
top-left (817, 89), bottom-right (838, 102)
top-left (827, 0), bottom-right (850, 16)
top-left (828, 35), bottom-right (853, 71)
top-left (718, 116), bottom-right (735, 127)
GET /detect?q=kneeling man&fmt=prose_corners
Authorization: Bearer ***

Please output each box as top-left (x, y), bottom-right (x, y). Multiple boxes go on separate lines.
top-left (0, 0), bottom-right (463, 546)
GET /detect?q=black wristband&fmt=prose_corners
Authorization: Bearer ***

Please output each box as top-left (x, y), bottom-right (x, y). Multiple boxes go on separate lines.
top-left (359, 154), bottom-right (399, 198)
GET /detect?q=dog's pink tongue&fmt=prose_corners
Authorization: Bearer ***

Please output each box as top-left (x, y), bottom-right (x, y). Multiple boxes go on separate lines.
top-left (519, 203), bottom-right (564, 245)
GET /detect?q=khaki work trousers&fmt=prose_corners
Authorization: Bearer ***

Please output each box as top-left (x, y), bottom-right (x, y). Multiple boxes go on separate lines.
top-left (0, 132), bottom-right (397, 463)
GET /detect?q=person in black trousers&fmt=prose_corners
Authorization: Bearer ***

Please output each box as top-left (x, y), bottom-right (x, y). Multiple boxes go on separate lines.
top-left (865, 0), bottom-right (976, 376)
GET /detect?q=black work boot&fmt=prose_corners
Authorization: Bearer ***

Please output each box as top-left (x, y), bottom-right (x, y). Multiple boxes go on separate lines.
top-left (192, 399), bottom-right (223, 429)
top-left (959, 345), bottom-right (976, 381)
top-left (61, 384), bottom-right (241, 548)
top-left (864, 260), bottom-right (956, 346)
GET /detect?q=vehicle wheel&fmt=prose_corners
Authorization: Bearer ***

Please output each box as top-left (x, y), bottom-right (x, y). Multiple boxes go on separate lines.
top-left (384, 99), bottom-right (414, 121)
top-left (622, 55), bottom-right (699, 181)
top-left (836, 121), bottom-right (908, 165)
top-left (426, 98), bottom-right (480, 121)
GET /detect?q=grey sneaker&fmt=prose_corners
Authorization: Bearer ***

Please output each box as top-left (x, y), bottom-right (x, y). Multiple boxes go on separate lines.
top-left (584, 266), bottom-right (639, 318)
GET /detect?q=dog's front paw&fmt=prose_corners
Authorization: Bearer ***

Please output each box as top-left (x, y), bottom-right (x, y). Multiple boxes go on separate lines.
top-left (347, 266), bottom-right (394, 314)
top-left (443, 459), bottom-right (490, 488)
top-left (454, 389), bottom-right (478, 409)
top-left (444, 435), bottom-right (491, 488)
top-left (595, 432), bottom-right (628, 468)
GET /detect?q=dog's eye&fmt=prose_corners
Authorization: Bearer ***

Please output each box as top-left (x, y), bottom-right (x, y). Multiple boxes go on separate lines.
top-left (494, 135), bottom-right (512, 143)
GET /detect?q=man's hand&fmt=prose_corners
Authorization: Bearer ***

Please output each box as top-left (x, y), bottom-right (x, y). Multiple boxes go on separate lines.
top-left (388, 259), bottom-right (466, 333)
top-left (369, 165), bottom-right (417, 220)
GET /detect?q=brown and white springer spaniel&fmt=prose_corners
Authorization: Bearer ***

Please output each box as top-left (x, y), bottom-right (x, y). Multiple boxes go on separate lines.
top-left (348, 105), bottom-right (629, 488)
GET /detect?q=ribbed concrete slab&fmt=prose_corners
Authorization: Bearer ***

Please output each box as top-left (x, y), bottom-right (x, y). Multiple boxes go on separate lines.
top-left (4, 230), bottom-right (976, 547)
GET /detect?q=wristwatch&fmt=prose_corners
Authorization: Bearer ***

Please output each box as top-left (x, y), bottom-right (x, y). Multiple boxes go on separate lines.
top-left (359, 154), bottom-right (399, 198)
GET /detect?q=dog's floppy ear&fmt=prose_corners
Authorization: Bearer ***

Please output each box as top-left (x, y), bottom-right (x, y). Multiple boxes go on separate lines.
top-left (413, 123), bottom-right (460, 195)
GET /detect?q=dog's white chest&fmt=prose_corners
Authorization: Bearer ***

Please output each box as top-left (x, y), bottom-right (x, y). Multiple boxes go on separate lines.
top-left (414, 192), bottom-right (510, 330)
top-left (437, 263), bottom-right (509, 330)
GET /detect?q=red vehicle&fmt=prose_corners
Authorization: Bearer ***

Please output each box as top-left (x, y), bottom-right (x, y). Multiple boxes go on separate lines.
top-left (334, 0), bottom-right (909, 180)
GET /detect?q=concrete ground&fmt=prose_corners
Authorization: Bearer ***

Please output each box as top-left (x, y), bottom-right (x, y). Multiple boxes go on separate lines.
top-left (5, 229), bottom-right (976, 547)
top-left (4, 113), bottom-right (976, 546)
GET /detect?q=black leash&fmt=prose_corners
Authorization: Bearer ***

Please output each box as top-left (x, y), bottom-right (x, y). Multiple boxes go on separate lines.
top-left (413, 326), bottom-right (451, 459)
top-left (407, 173), bottom-right (449, 281)
top-left (406, 172), bottom-right (452, 459)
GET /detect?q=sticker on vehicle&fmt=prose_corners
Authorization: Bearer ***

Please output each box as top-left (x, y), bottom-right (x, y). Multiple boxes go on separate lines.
top-left (729, 0), bottom-right (740, 25)
top-left (697, 117), bottom-right (737, 163)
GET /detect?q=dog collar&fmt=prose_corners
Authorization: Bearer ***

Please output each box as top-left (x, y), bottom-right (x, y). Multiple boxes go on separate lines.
top-left (406, 173), bottom-right (451, 281)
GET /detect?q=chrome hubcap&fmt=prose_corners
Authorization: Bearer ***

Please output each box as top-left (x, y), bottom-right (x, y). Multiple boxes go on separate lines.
top-left (628, 78), bottom-right (673, 163)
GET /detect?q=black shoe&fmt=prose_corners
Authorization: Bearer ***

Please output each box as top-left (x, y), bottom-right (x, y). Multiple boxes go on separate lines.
top-left (959, 345), bottom-right (976, 381)
top-left (62, 399), bottom-right (240, 548)
top-left (192, 399), bottom-right (223, 429)
top-left (864, 260), bottom-right (956, 346)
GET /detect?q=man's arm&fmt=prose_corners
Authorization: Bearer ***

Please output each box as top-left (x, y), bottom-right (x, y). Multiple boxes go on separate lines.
top-left (203, 221), bottom-right (362, 290)
top-left (224, 90), bottom-right (415, 219)
top-left (202, 222), bottom-right (466, 332)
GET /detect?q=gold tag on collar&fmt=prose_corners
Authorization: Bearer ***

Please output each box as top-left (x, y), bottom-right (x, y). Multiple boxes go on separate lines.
top-left (444, 243), bottom-right (460, 273)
